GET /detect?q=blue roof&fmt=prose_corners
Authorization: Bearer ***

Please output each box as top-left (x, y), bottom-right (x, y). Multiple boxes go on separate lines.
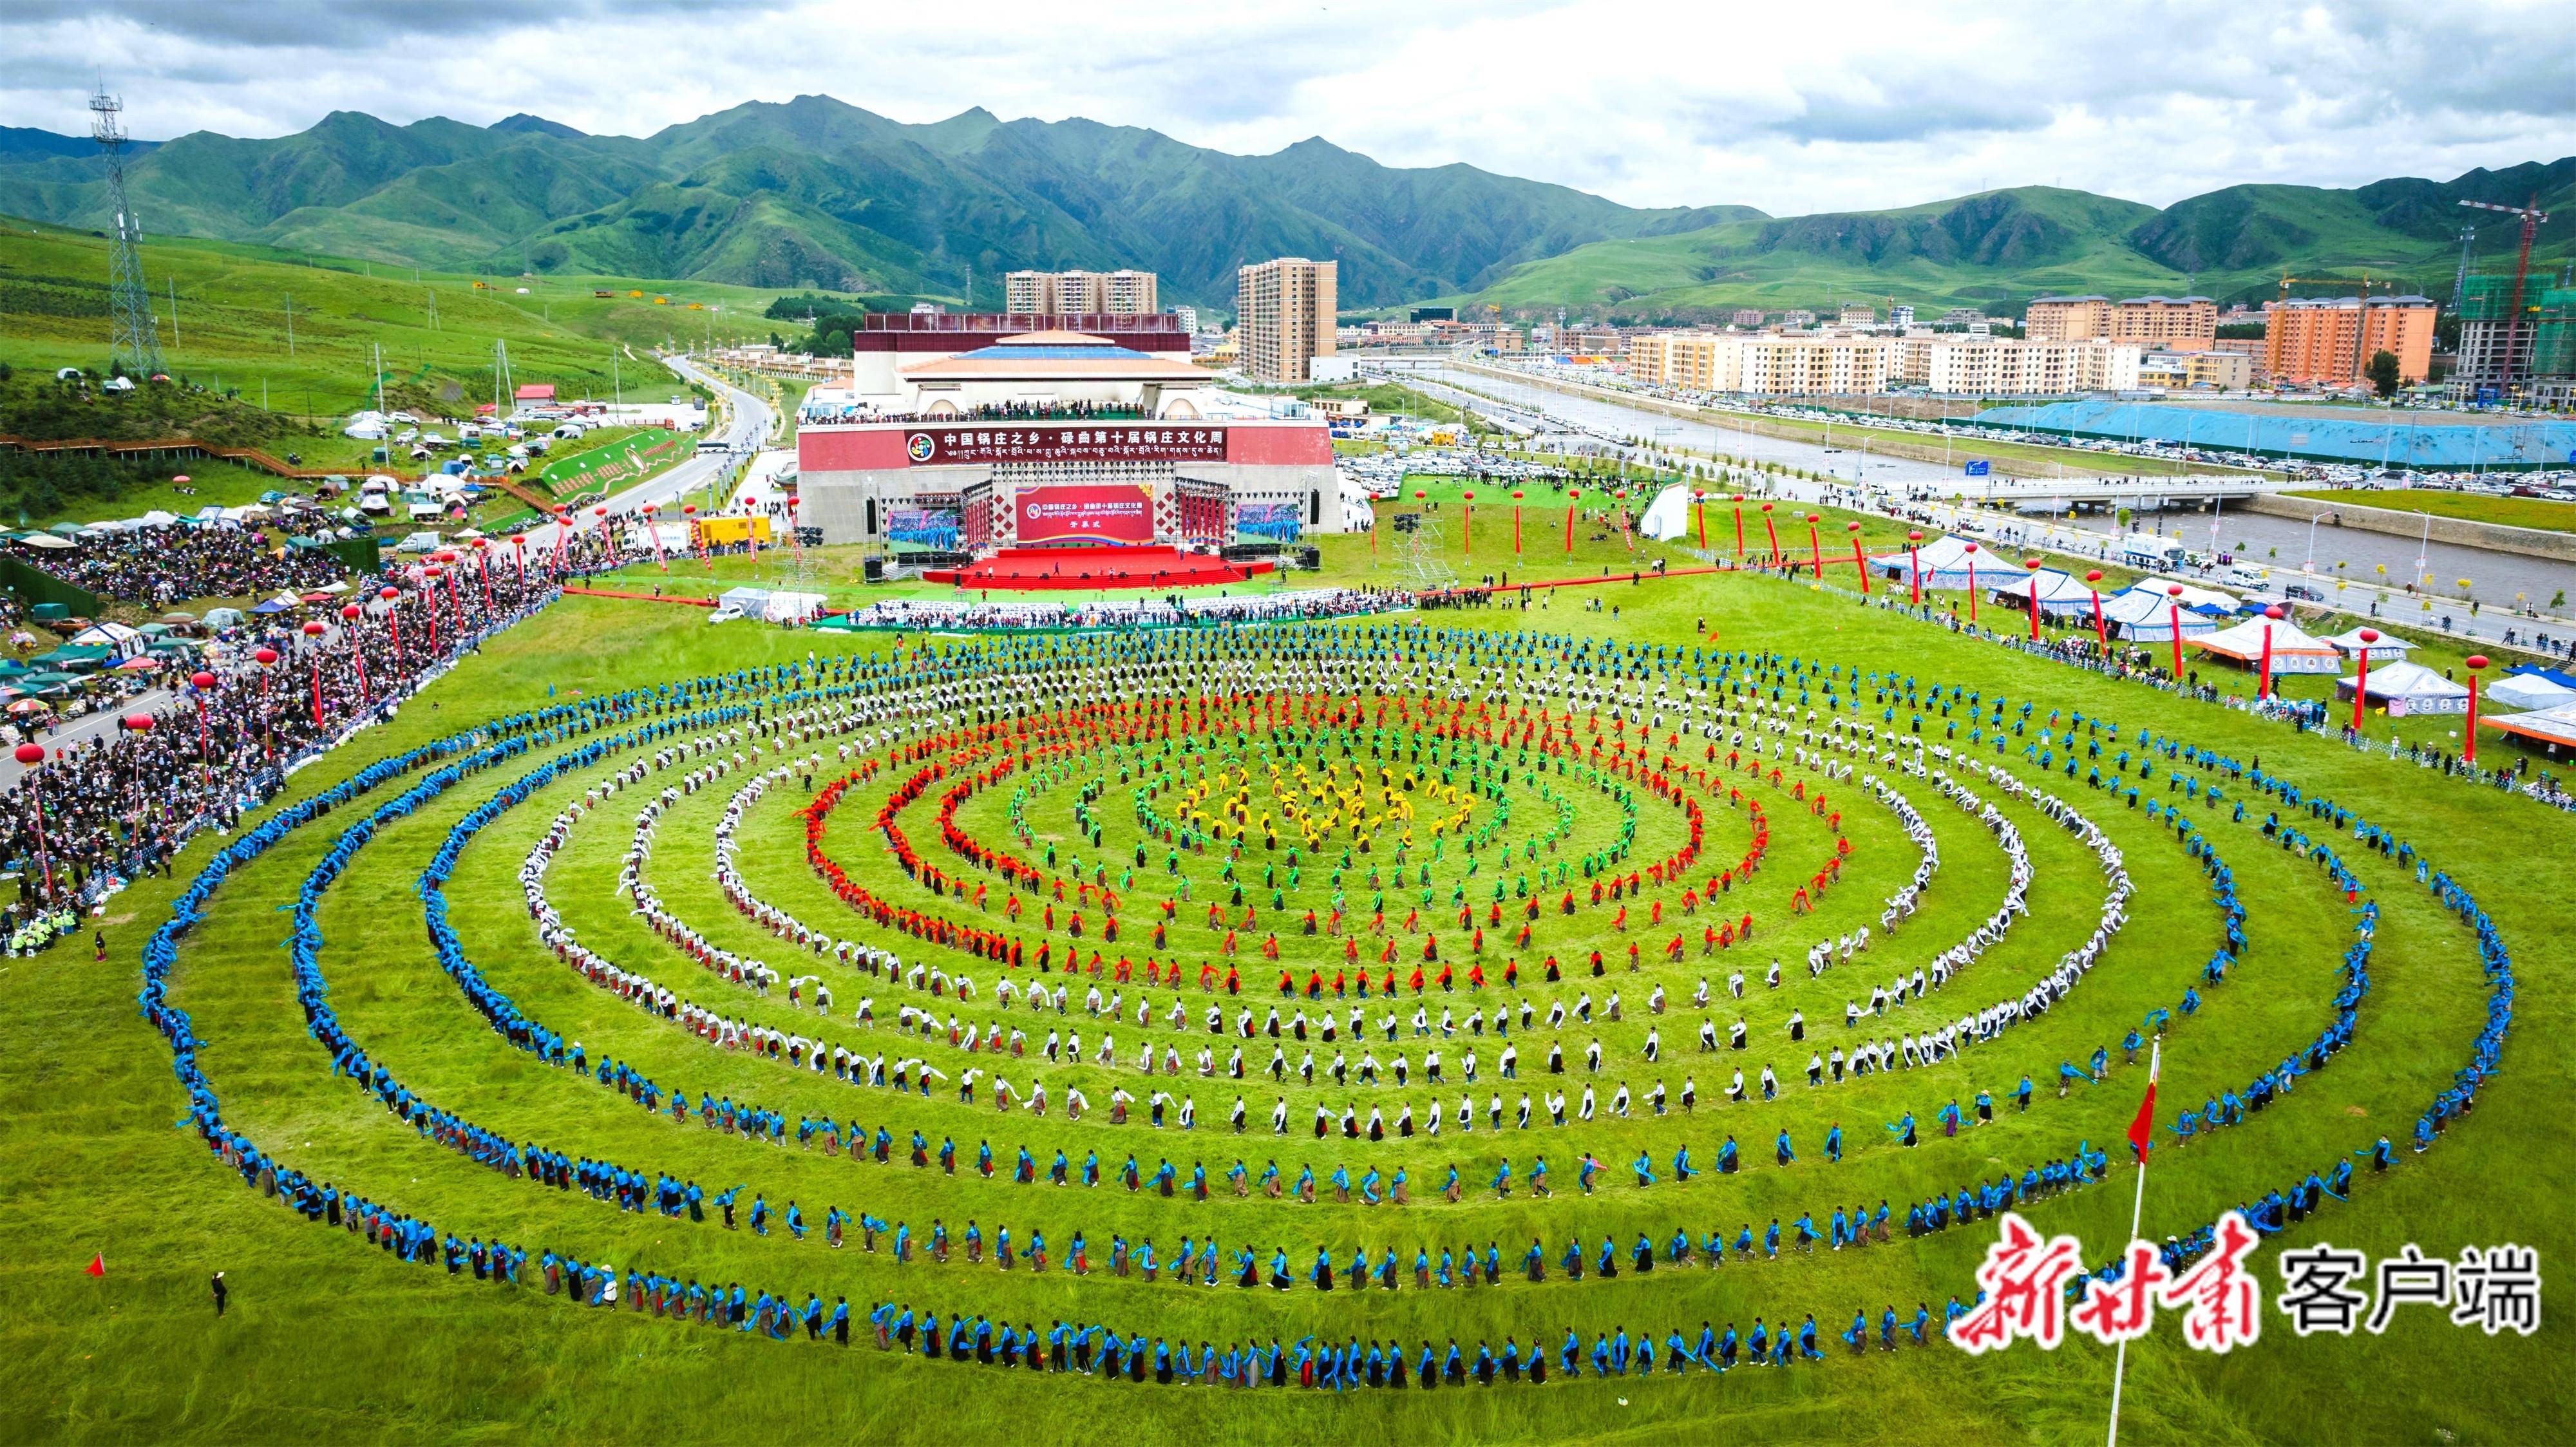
top-left (951, 343), bottom-right (1155, 361)
top-left (1972, 399), bottom-right (2576, 469)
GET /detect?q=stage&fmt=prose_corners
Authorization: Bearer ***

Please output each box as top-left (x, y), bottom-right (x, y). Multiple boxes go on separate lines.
top-left (922, 545), bottom-right (1274, 592)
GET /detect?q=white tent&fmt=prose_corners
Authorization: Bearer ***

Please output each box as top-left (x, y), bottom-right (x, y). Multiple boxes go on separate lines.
top-left (2324, 627), bottom-right (2411, 661)
top-left (2099, 587), bottom-right (2221, 641)
top-left (762, 591), bottom-right (829, 624)
top-left (2487, 672), bottom-right (2576, 712)
top-left (2336, 659), bottom-right (2469, 716)
top-left (2485, 700), bottom-right (2576, 748)
top-left (2190, 615), bottom-right (2342, 674)
top-left (1987, 567), bottom-right (2103, 611)
top-left (68, 621), bottom-right (146, 659)
top-left (1868, 534), bottom-right (1994, 589)
top-left (2132, 576), bottom-right (2240, 612)
top-left (1636, 485), bottom-right (1690, 542)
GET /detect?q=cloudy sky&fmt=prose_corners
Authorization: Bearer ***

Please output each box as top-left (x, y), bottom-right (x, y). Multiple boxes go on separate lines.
top-left (4, 0), bottom-right (2570, 214)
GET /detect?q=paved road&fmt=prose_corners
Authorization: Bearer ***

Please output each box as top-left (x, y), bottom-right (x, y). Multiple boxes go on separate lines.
top-left (524, 353), bottom-right (779, 545)
top-left (1412, 365), bottom-right (2576, 658)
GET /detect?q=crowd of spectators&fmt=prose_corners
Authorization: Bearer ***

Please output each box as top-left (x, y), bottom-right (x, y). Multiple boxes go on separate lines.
top-left (837, 588), bottom-right (1408, 632)
top-left (8, 523), bottom-right (353, 607)
top-left (1, 535), bottom-right (617, 954)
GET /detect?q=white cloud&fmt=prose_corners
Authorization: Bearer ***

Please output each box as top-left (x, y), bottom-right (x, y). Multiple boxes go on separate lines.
top-left (1, 0), bottom-right (2568, 215)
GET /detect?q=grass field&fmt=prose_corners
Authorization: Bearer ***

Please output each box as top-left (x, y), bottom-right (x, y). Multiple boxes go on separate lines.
top-left (2284, 489), bottom-right (2576, 536)
top-left (0, 217), bottom-right (788, 422)
top-left (2, 512), bottom-right (2568, 1445)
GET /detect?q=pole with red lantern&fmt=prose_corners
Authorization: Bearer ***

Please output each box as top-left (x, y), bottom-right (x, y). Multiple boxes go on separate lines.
top-left (2257, 604), bottom-right (2280, 699)
top-left (2164, 585), bottom-right (2188, 681)
top-left (509, 534), bottom-right (527, 586)
top-left (2351, 628), bottom-right (2382, 730)
top-left (422, 567), bottom-right (444, 654)
top-left (253, 647), bottom-right (278, 758)
top-left (341, 603), bottom-right (370, 703)
top-left (2464, 654), bottom-right (2488, 766)
top-left (379, 586), bottom-right (404, 663)
top-left (1461, 489), bottom-right (1474, 554)
top-left (2023, 559), bottom-right (2043, 639)
top-left (189, 670), bottom-right (216, 781)
top-left (683, 504), bottom-right (708, 569)
top-left (1906, 530), bottom-right (1924, 605)
top-left (473, 537), bottom-right (493, 612)
top-left (2084, 571), bottom-right (2108, 649)
top-left (549, 507), bottom-right (572, 576)
top-left (1693, 490), bottom-right (1707, 551)
top-left (1511, 490), bottom-right (1525, 556)
top-left (1730, 495), bottom-right (1747, 560)
top-left (1761, 502), bottom-right (1780, 565)
top-left (303, 621), bottom-right (328, 726)
top-left (1962, 542), bottom-right (1980, 623)
top-left (643, 504), bottom-right (668, 571)
top-left (1804, 513), bottom-right (1824, 580)
top-left (594, 505), bottom-right (619, 566)
top-left (1564, 489), bottom-right (1580, 553)
top-left (1847, 522), bottom-right (1869, 595)
top-left (12, 741), bottom-right (53, 900)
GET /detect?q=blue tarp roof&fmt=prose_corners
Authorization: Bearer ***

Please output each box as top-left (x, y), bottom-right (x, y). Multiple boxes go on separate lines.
top-left (1971, 399), bottom-right (2576, 469)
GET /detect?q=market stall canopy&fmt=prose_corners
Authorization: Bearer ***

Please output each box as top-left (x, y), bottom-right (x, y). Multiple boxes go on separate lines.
top-left (2324, 627), bottom-right (2412, 661)
top-left (1635, 486), bottom-right (1689, 543)
top-left (1868, 533), bottom-right (1989, 587)
top-left (2336, 659), bottom-right (2469, 715)
top-left (15, 531), bottom-right (75, 549)
top-left (2190, 616), bottom-right (2342, 672)
top-left (1987, 568), bottom-right (2101, 606)
top-left (2487, 672), bottom-right (2576, 712)
top-left (2485, 700), bottom-right (2576, 748)
top-left (201, 607), bottom-right (245, 629)
top-left (2097, 588), bottom-right (2221, 640)
top-left (2129, 577), bottom-right (2240, 612)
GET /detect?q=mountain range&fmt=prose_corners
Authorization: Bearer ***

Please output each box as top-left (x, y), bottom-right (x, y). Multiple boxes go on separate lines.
top-left (0, 94), bottom-right (2568, 318)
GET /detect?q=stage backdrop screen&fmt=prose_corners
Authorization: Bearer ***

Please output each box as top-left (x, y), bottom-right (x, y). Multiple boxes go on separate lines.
top-left (1236, 502), bottom-right (1301, 542)
top-left (884, 506), bottom-right (960, 549)
top-left (1016, 484), bottom-right (1155, 546)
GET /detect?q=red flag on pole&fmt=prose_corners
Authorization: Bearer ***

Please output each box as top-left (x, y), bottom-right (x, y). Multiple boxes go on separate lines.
top-left (85, 1252), bottom-right (104, 1277)
top-left (2126, 1042), bottom-right (2160, 1163)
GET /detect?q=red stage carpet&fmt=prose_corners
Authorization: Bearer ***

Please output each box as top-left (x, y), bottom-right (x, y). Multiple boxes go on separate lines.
top-left (924, 545), bottom-right (1273, 592)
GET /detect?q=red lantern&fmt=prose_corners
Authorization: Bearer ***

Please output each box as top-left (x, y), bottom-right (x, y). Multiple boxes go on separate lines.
top-left (191, 670), bottom-right (216, 690)
top-left (121, 712), bottom-right (155, 732)
top-left (12, 742), bottom-right (43, 765)
top-left (2351, 628), bottom-right (2382, 730)
top-left (254, 647), bottom-right (278, 666)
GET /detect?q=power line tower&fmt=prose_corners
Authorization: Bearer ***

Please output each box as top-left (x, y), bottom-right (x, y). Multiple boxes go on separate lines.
top-left (90, 84), bottom-right (163, 378)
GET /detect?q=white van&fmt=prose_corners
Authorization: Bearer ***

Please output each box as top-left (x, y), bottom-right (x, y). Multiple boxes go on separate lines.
top-left (2223, 562), bottom-right (2268, 590)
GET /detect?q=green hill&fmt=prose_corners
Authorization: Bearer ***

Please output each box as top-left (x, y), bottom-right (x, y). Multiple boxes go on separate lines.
top-left (1, 95), bottom-right (2568, 318)
top-left (1457, 168), bottom-right (2573, 321)
top-left (0, 217), bottom-right (784, 421)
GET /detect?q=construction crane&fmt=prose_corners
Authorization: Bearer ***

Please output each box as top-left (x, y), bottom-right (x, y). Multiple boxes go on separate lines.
top-left (2450, 223), bottom-right (2477, 312)
top-left (2459, 194), bottom-right (2552, 386)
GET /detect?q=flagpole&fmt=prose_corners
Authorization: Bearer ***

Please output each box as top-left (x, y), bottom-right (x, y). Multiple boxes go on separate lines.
top-left (2107, 1036), bottom-right (2159, 1447)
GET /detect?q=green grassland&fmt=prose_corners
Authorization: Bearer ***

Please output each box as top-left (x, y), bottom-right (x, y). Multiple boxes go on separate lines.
top-left (2284, 489), bottom-right (2576, 537)
top-left (2, 513), bottom-right (2570, 1444)
top-left (0, 217), bottom-right (786, 421)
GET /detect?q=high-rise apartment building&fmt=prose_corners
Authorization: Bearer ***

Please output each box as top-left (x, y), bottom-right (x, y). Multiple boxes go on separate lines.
top-left (1235, 257), bottom-right (1338, 383)
top-left (2262, 296), bottom-right (2437, 387)
top-left (1003, 269), bottom-right (1159, 316)
top-left (2026, 295), bottom-right (2217, 350)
